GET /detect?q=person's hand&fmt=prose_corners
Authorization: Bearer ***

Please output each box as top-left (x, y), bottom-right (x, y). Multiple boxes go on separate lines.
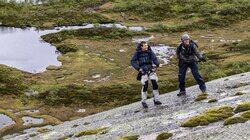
top-left (139, 68), bottom-right (144, 74)
top-left (200, 57), bottom-right (206, 62)
top-left (151, 67), bottom-right (157, 72)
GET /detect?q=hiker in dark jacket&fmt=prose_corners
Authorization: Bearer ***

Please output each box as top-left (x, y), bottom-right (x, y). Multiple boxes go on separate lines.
top-left (131, 41), bottom-right (162, 108)
top-left (176, 34), bottom-right (207, 96)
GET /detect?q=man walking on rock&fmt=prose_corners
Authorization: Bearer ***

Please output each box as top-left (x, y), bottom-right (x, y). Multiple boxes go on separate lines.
top-left (131, 41), bottom-right (162, 108)
top-left (176, 34), bottom-right (207, 96)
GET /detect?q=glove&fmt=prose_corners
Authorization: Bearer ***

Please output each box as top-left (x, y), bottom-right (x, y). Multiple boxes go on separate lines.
top-left (152, 68), bottom-right (157, 72)
top-left (200, 57), bottom-right (206, 62)
top-left (151, 66), bottom-right (158, 72)
top-left (139, 68), bottom-right (146, 75)
top-left (137, 71), bottom-right (143, 81)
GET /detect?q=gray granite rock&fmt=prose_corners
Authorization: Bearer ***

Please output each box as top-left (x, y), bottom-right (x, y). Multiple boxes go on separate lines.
top-left (4, 72), bottom-right (250, 140)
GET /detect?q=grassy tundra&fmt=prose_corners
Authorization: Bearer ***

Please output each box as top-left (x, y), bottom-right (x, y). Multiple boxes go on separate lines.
top-left (0, 0), bottom-right (249, 136)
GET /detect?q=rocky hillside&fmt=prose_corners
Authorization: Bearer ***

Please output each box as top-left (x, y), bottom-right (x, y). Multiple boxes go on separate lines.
top-left (4, 72), bottom-right (250, 140)
top-left (0, 0), bottom-right (249, 139)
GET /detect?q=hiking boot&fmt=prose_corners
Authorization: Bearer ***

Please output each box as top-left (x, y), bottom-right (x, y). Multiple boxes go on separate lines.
top-left (202, 90), bottom-right (207, 94)
top-left (154, 100), bottom-right (162, 105)
top-left (141, 101), bottom-right (148, 109)
top-left (177, 91), bottom-right (186, 96)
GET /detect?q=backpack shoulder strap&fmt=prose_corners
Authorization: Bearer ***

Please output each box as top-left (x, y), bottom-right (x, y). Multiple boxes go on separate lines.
top-left (191, 40), bottom-right (198, 48)
top-left (177, 43), bottom-right (183, 52)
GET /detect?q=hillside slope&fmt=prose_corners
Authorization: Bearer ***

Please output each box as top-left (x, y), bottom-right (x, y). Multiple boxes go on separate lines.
top-left (4, 72), bottom-right (250, 140)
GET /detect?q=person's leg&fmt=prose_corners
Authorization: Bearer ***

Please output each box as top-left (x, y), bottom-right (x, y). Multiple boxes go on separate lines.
top-left (189, 62), bottom-right (206, 92)
top-left (141, 74), bottom-right (149, 104)
top-left (178, 62), bottom-right (188, 93)
top-left (149, 72), bottom-right (162, 105)
top-left (141, 81), bottom-right (148, 101)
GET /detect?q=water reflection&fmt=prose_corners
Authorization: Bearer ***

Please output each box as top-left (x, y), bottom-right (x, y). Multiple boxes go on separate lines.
top-left (0, 23), bottom-right (146, 73)
top-left (0, 114), bottom-right (15, 130)
top-left (0, 27), bottom-right (61, 73)
top-left (3, 0), bottom-right (48, 4)
top-left (22, 116), bottom-right (44, 126)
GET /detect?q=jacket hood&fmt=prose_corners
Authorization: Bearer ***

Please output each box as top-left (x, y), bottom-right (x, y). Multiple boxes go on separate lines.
top-left (136, 43), bottom-right (152, 53)
top-left (180, 40), bottom-right (198, 48)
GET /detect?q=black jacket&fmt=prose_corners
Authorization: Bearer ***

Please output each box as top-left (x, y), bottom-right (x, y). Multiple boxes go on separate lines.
top-left (176, 41), bottom-right (203, 63)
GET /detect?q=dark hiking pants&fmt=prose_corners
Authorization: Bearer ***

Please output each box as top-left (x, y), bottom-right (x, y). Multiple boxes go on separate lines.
top-left (178, 61), bottom-right (206, 92)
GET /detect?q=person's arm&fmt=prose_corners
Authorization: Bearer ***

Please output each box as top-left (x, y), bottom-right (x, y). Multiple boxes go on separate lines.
top-left (131, 52), bottom-right (140, 71)
top-left (193, 44), bottom-right (206, 61)
top-left (176, 45), bottom-right (181, 59)
top-left (150, 51), bottom-right (160, 67)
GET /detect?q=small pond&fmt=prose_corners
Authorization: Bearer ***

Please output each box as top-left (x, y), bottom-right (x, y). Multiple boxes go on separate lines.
top-left (22, 116), bottom-right (44, 126)
top-left (0, 23), bottom-right (145, 73)
top-left (0, 114), bottom-right (15, 130)
top-left (0, 23), bottom-right (174, 73)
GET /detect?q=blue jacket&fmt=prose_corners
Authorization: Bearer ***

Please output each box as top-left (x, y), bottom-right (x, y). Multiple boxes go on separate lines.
top-left (131, 45), bottom-right (159, 73)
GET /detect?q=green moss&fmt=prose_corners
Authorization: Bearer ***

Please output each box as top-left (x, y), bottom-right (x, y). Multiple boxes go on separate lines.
top-left (37, 33), bottom-right (250, 108)
top-left (241, 110), bottom-right (250, 119)
top-left (142, 0), bottom-right (250, 32)
top-left (56, 44), bottom-right (79, 54)
top-left (37, 85), bottom-right (89, 106)
top-left (75, 127), bottom-right (108, 137)
top-left (208, 98), bottom-right (218, 103)
top-left (233, 82), bottom-right (249, 88)
top-left (37, 83), bottom-right (142, 106)
top-left (118, 135), bottom-right (139, 140)
top-left (0, 65), bottom-right (27, 95)
top-left (0, 1), bottom-right (113, 29)
top-left (226, 62), bottom-right (250, 76)
top-left (181, 106), bottom-right (234, 127)
top-left (223, 116), bottom-right (247, 126)
top-left (146, 23), bottom-right (170, 33)
top-left (29, 133), bottom-right (37, 137)
top-left (37, 128), bottom-right (51, 133)
top-left (201, 62), bottom-right (227, 80)
top-left (1, 0), bottom-right (249, 31)
top-left (225, 38), bottom-right (250, 54)
top-left (150, 21), bottom-right (210, 33)
top-left (113, 0), bottom-right (175, 21)
top-left (156, 132), bottom-right (173, 140)
top-left (58, 134), bottom-right (74, 140)
top-left (195, 93), bottom-right (208, 102)
top-left (234, 92), bottom-right (246, 96)
top-left (113, 0), bottom-right (220, 21)
top-left (234, 102), bottom-right (250, 113)
top-left (42, 28), bottom-right (148, 43)
top-left (84, 122), bottom-right (91, 125)
top-left (46, 65), bottom-right (61, 71)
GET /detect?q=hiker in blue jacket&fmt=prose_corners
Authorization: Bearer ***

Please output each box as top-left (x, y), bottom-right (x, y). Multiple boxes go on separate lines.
top-left (176, 34), bottom-right (207, 96)
top-left (131, 41), bottom-right (162, 108)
